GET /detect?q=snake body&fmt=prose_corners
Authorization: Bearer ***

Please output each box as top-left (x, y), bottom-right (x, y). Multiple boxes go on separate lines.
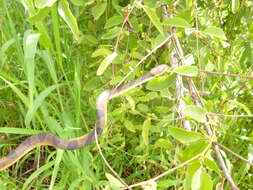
top-left (0, 64), bottom-right (168, 171)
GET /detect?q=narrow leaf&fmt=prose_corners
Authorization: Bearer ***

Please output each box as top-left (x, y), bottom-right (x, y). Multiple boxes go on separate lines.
top-left (92, 48), bottom-right (112, 58)
top-left (203, 26), bottom-right (227, 40)
top-left (191, 168), bottom-right (202, 190)
top-left (25, 84), bottom-right (64, 126)
top-left (180, 139), bottom-right (209, 161)
top-left (168, 126), bottom-right (204, 144)
top-left (97, 52), bottom-right (117, 75)
top-left (49, 150), bottom-right (64, 190)
top-left (185, 105), bottom-right (207, 123)
top-left (92, 2), bottom-right (107, 20)
top-left (105, 15), bottom-right (123, 29)
top-left (142, 118), bottom-right (151, 146)
top-left (0, 76), bottom-right (29, 106)
top-left (83, 77), bottom-right (101, 91)
top-left (124, 120), bottom-right (136, 133)
top-left (192, 169), bottom-right (213, 190)
top-left (163, 17), bottom-right (191, 28)
top-left (24, 33), bottom-right (40, 104)
top-left (142, 5), bottom-right (164, 36)
top-left (22, 161), bottom-right (55, 190)
top-left (232, 0), bottom-right (240, 13)
top-left (200, 171), bottom-right (213, 190)
top-left (28, 7), bottom-right (50, 23)
top-left (40, 50), bottom-right (58, 83)
top-left (105, 173), bottom-right (124, 188)
top-left (184, 162), bottom-right (201, 190)
top-left (101, 27), bottom-right (121, 39)
top-left (174, 66), bottom-right (198, 77)
top-left (146, 75), bottom-right (174, 91)
top-left (0, 127), bottom-right (42, 135)
top-left (204, 158), bottom-right (221, 175)
top-left (58, 0), bottom-right (80, 41)
top-left (155, 138), bottom-right (173, 149)
top-left (35, 0), bottom-right (57, 8)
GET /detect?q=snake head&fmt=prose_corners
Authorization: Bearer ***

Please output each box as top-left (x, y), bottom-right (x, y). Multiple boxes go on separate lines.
top-left (150, 64), bottom-right (169, 76)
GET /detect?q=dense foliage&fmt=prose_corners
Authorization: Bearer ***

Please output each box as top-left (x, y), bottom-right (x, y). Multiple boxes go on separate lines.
top-left (0, 0), bottom-right (252, 189)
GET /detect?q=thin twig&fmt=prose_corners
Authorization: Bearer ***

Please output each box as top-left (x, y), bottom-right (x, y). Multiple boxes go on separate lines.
top-left (207, 112), bottom-right (253, 118)
top-left (94, 127), bottom-right (130, 189)
top-left (213, 142), bottom-right (253, 167)
top-left (162, 5), bottom-right (191, 131)
top-left (212, 143), bottom-right (240, 190)
top-left (200, 70), bottom-right (253, 79)
top-left (114, 1), bottom-right (136, 52)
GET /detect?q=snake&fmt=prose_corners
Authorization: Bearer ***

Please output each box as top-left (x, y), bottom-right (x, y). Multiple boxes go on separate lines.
top-left (0, 64), bottom-right (168, 171)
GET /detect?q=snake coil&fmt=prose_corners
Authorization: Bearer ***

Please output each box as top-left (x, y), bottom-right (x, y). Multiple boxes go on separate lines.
top-left (0, 64), bottom-right (168, 171)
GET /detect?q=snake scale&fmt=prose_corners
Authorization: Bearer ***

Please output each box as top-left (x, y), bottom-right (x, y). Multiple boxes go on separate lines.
top-left (0, 64), bottom-right (168, 171)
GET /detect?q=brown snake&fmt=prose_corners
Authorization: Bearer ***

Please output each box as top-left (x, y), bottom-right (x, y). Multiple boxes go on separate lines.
top-left (0, 64), bottom-right (168, 171)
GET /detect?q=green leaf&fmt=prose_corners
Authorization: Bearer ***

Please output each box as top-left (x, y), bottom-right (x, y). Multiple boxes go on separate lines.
top-left (124, 120), bottom-right (136, 133)
top-left (174, 66), bottom-right (198, 77)
top-left (22, 161), bottom-right (55, 190)
top-left (0, 76), bottom-right (29, 106)
top-left (192, 169), bottom-right (213, 190)
top-left (204, 158), bottom-right (221, 175)
top-left (185, 105), bottom-right (207, 123)
top-left (70, 0), bottom-right (85, 6)
top-left (34, 0), bottom-right (57, 8)
top-left (232, 0), bottom-right (240, 14)
top-left (92, 2), bottom-right (107, 20)
top-left (157, 179), bottom-right (182, 188)
top-left (25, 84), bottom-right (64, 126)
top-left (58, 0), bottom-right (80, 41)
top-left (184, 162), bottom-right (201, 190)
top-left (83, 77), bottom-right (101, 91)
top-left (191, 168), bottom-right (203, 190)
top-left (200, 171), bottom-right (213, 190)
top-left (28, 7), bottom-right (50, 23)
top-left (230, 100), bottom-right (251, 115)
top-left (105, 173), bottom-right (124, 188)
top-left (24, 33), bottom-right (40, 104)
top-left (168, 126), bottom-right (204, 144)
top-left (84, 35), bottom-right (98, 45)
top-left (163, 17), bottom-right (191, 28)
top-left (40, 50), bottom-right (58, 83)
top-left (155, 138), bottom-right (173, 149)
top-left (0, 127), bottom-right (42, 135)
top-left (203, 26), bottom-right (227, 40)
top-left (191, 168), bottom-right (202, 190)
top-left (97, 52), bottom-right (117, 75)
top-left (142, 5), bottom-right (164, 36)
top-left (49, 149), bottom-right (64, 189)
top-left (105, 15), bottom-right (123, 29)
top-left (101, 27), bottom-right (121, 39)
top-left (142, 118), bottom-right (151, 145)
top-left (0, 38), bottom-right (15, 54)
top-left (180, 139), bottom-right (209, 161)
top-left (146, 75), bottom-right (174, 91)
top-left (137, 103), bottom-right (149, 113)
top-left (92, 48), bottom-right (112, 58)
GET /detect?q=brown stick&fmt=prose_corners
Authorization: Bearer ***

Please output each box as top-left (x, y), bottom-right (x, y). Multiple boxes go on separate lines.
top-left (200, 70), bottom-right (253, 79)
top-left (161, 5), bottom-right (240, 190)
top-left (213, 142), bottom-right (253, 167)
